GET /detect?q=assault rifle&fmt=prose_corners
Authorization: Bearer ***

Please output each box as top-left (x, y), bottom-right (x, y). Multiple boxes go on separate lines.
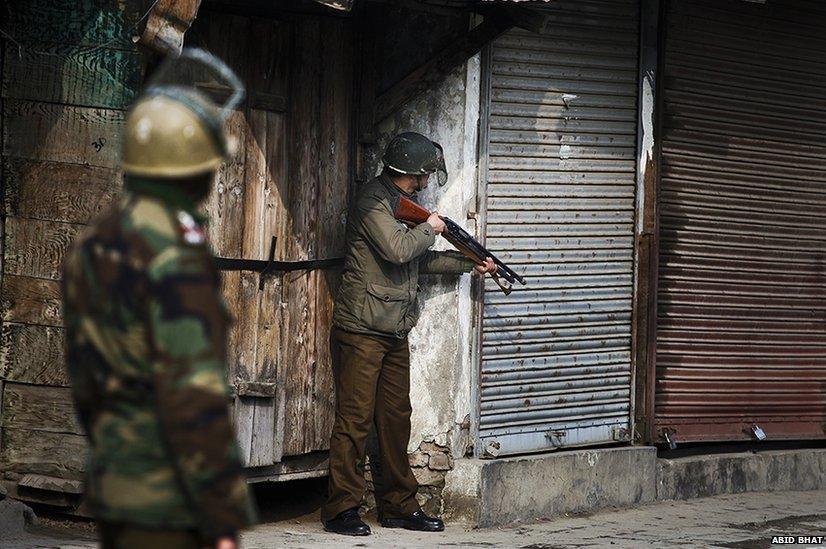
top-left (393, 196), bottom-right (526, 295)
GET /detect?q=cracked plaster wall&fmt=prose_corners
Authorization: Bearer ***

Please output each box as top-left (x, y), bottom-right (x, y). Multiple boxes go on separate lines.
top-left (362, 54), bottom-right (482, 493)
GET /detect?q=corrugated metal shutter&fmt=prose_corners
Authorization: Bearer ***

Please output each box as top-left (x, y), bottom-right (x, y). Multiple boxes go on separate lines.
top-left (656, 0), bottom-right (826, 443)
top-left (478, 0), bottom-right (640, 456)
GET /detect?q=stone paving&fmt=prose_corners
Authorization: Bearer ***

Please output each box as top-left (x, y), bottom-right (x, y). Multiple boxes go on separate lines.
top-left (4, 490), bottom-right (825, 548)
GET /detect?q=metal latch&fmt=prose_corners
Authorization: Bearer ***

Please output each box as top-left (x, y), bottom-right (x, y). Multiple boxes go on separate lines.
top-left (751, 424), bottom-right (766, 441)
top-left (612, 426), bottom-right (630, 442)
top-left (231, 381), bottom-right (278, 398)
top-left (214, 236), bottom-right (343, 290)
top-left (482, 440), bottom-right (501, 459)
top-left (545, 430), bottom-right (566, 447)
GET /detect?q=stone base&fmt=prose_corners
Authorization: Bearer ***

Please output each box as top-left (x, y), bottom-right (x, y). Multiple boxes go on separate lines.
top-left (443, 446), bottom-right (657, 527)
top-left (444, 447), bottom-right (826, 527)
top-left (0, 499), bottom-right (36, 537)
top-left (657, 448), bottom-right (826, 501)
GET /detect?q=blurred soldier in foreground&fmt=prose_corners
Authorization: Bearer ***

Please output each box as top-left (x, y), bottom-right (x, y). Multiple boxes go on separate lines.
top-left (62, 49), bottom-right (255, 549)
top-left (321, 132), bottom-right (496, 536)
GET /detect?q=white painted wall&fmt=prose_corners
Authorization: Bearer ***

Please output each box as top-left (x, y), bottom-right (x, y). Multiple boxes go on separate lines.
top-left (368, 54), bottom-right (482, 456)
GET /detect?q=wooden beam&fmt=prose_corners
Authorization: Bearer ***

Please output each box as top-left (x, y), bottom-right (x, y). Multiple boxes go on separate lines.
top-left (631, 0), bottom-right (661, 445)
top-left (139, 0), bottom-right (204, 55)
top-left (373, 12), bottom-right (513, 125)
top-left (494, 5), bottom-right (546, 34)
top-left (355, 7), bottom-right (380, 147)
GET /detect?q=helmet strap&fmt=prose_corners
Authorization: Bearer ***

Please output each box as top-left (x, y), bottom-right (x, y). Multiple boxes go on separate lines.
top-left (415, 173), bottom-right (429, 192)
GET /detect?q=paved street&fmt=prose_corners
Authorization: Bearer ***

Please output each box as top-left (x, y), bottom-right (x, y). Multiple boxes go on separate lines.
top-left (5, 489), bottom-right (825, 548)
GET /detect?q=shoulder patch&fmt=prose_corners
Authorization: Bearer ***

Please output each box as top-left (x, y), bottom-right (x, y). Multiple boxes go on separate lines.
top-left (176, 211), bottom-right (205, 245)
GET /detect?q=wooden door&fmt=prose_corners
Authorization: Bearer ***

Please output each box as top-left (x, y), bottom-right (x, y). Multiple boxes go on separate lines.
top-left (191, 11), bottom-right (353, 465)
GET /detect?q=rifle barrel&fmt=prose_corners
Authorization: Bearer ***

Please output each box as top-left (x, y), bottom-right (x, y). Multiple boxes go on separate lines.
top-left (443, 217), bottom-right (526, 285)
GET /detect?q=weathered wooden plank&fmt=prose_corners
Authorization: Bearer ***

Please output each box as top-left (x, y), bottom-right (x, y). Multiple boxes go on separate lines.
top-left (236, 107), bottom-right (288, 467)
top-left (233, 396), bottom-right (255, 466)
top-left (3, 100), bottom-right (124, 168)
top-left (283, 18), bottom-right (322, 457)
top-left (4, 158), bottom-right (120, 224)
top-left (231, 272), bottom-right (260, 383)
top-left (355, 7), bottom-right (379, 147)
top-left (189, 12), bottom-right (250, 83)
top-left (1, 383), bottom-right (82, 435)
top-left (247, 18), bottom-right (291, 103)
top-left (273, 381), bottom-right (287, 465)
top-left (241, 110), bottom-right (288, 264)
top-left (1, 275), bottom-right (63, 327)
top-left (219, 270), bottom-right (242, 384)
top-left (204, 110), bottom-right (247, 258)
top-left (4, 217), bottom-right (81, 280)
top-left (0, 427), bottom-right (87, 480)
top-left (312, 18), bottom-right (353, 453)
top-left (18, 473), bottom-right (84, 495)
top-left (250, 275), bottom-right (283, 466)
top-left (3, 45), bottom-right (141, 109)
top-left (233, 381), bottom-right (278, 398)
top-left (3, 477), bottom-right (83, 508)
top-left (248, 398), bottom-right (276, 467)
top-left (0, 323), bottom-right (68, 387)
top-left (6, 0), bottom-right (140, 48)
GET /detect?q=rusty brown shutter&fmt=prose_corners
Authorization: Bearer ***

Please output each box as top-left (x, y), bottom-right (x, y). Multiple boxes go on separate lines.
top-left (478, 0), bottom-right (640, 456)
top-left (655, 0), bottom-right (826, 443)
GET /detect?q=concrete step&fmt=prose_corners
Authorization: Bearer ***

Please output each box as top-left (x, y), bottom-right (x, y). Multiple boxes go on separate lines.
top-left (444, 446), bottom-right (826, 527)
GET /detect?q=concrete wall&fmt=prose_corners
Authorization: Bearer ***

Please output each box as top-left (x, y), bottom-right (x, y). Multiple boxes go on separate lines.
top-left (362, 23), bottom-right (482, 514)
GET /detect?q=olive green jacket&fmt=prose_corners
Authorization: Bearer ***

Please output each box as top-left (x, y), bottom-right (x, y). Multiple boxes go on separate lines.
top-left (333, 174), bottom-right (475, 339)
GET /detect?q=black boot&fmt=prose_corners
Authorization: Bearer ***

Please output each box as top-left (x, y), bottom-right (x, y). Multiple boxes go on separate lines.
top-left (381, 509), bottom-right (444, 532)
top-left (323, 508), bottom-right (372, 536)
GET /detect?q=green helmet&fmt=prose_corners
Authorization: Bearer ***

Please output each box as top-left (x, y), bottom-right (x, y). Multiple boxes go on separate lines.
top-left (382, 132), bottom-right (448, 186)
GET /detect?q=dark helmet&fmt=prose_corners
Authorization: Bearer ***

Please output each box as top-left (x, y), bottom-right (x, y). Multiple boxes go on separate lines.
top-left (382, 132), bottom-right (448, 186)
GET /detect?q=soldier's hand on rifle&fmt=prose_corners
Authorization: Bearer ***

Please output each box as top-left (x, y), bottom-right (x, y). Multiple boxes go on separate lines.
top-left (427, 212), bottom-right (446, 234)
top-left (475, 257), bottom-right (496, 275)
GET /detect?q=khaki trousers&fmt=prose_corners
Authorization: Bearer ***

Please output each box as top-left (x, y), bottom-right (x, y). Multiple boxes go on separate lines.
top-left (321, 327), bottom-right (420, 521)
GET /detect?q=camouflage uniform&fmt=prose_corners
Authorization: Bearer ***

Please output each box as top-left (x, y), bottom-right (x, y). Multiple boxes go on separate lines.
top-left (63, 176), bottom-right (255, 545)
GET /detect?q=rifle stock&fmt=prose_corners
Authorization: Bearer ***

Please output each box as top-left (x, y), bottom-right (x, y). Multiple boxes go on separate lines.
top-left (392, 196), bottom-right (526, 295)
top-left (393, 196), bottom-right (431, 225)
